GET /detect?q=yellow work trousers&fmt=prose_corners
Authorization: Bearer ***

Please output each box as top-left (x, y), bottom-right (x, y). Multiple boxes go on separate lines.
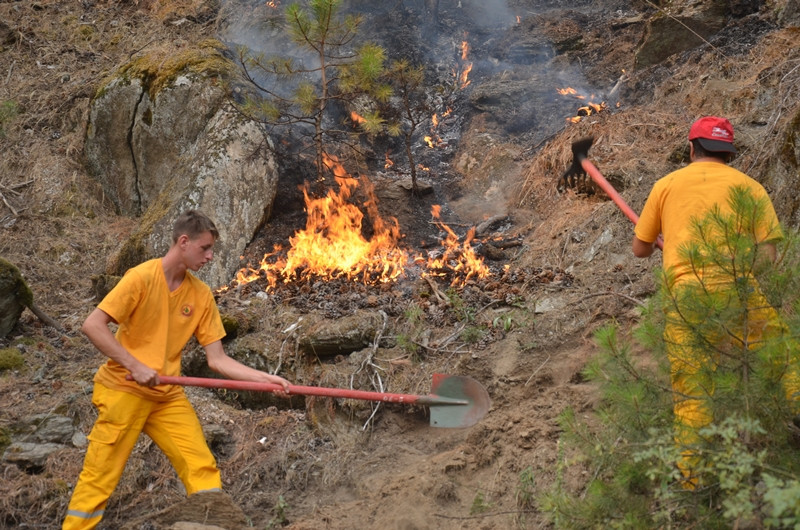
top-left (664, 282), bottom-right (800, 487)
top-left (62, 383), bottom-right (221, 529)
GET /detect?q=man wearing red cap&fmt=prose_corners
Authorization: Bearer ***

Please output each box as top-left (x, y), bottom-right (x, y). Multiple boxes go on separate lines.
top-left (632, 116), bottom-right (800, 488)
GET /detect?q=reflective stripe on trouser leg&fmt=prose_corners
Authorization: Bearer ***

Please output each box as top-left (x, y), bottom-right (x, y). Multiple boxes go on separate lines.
top-left (143, 396), bottom-right (221, 495)
top-left (63, 384), bottom-right (152, 530)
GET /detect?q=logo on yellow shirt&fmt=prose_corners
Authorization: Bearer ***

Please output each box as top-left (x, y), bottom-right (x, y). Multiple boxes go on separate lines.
top-left (181, 304), bottom-right (193, 317)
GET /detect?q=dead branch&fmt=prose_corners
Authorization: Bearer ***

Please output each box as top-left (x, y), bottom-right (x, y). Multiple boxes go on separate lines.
top-left (475, 214), bottom-right (508, 237)
top-left (4, 60), bottom-right (14, 86)
top-left (0, 191), bottom-right (18, 216)
top-left (434, 509), bottom-right (539, 521)
top-left (26, 302), bottom-right (65, 333)
top-left (579, 290), bottom-right (646, 307)
top-left (424, 276), bottom-right (450, 305)
top-left (0, 180), bottom-right (33, 216)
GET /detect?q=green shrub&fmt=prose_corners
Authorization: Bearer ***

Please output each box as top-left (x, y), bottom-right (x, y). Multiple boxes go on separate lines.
top-left (540, 187), bottom-right (800, 528)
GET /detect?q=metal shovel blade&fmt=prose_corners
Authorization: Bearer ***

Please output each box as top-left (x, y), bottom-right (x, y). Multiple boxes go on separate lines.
top-left (426, 373), bottom-right (491, 428)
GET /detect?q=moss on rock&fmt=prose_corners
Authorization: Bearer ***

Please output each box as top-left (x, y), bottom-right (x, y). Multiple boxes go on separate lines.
top-left (0, 347), bottom-right (24, 371)
top-left (98, 39), bottom-right (234, 101)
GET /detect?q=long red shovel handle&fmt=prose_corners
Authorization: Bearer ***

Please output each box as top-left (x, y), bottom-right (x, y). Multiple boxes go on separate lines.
top-left (125, 373), bottom-right (491, 428)
top-left (130, 374), bottom-right (468, 406)
top-left (579, 157), bottom-right (664, 250)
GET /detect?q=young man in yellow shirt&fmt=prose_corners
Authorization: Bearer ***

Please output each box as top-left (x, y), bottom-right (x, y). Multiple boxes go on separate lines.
top-left (63, 210), bottom-right (291, 529)
top-left (632, 116), bottom-right (800, 487)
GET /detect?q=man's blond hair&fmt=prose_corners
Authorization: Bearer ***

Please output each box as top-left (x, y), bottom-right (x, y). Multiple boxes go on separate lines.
top-left (172, 210), bottom-right (219, 243)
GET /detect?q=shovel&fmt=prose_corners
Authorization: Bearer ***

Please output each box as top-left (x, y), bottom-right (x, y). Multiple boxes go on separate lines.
top-left (567, 136), bottom-right (663, 249)
top-left (148, 373), bottom-right (491, 428)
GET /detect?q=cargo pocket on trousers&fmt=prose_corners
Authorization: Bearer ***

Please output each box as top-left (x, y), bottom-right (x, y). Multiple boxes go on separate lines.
top-left (86, 421), bottom-right (124, 467)
top-left (88, 421), bottom-right (123, 444)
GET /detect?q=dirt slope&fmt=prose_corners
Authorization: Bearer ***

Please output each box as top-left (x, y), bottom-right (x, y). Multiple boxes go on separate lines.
top-left (1, 1), bottom-right (799, 529)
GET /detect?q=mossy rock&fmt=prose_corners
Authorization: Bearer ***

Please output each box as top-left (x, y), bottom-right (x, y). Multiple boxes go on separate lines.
top-left (91, 274), bottom-right (122, 301)
top-left (0, 258), bottom-right (33, 338)
top-left (98, 39), bottom-right (235, 100)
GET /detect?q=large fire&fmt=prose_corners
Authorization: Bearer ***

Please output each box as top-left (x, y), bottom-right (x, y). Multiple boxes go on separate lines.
top-left (233, 155), bottom-right (490, 290)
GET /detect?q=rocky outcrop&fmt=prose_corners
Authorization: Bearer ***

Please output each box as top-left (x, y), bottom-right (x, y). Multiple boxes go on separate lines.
top-left (635, 1), bottom-right (761, 68)
top-left (1, 414), bottom-right (86, 473)
top-left (0, 258), bottom-right (31, 338)
top-left (86, 40), bottom-right (280, 288)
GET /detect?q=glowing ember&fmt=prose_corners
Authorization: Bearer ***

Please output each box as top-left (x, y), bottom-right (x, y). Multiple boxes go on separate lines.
top-left (350, 111), bottom-right (366, 125)
top-left (423, 205), bottom-right (490, 286)
top-left (424, 135), bottom-right (442, 149)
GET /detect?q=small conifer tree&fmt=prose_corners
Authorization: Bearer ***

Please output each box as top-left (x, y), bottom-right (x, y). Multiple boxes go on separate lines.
top-left (540, 186), bottom-right (800, 528)
top-left (235, 0), bottom-right (391, 180)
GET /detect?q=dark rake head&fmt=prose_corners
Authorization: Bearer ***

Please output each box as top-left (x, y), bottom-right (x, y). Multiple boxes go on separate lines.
top-left (559, 136), bottom-right (596, 192)
top-left (571, 136), bottom-right (595, 162)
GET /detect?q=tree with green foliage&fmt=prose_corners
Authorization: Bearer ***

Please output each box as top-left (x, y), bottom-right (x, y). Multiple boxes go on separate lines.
top-left (380, 59), bottom-right (431, 195)
top-left (540, 187), bottom-right (800, 528)
top-left (236, 0), bottom-right (391, 181)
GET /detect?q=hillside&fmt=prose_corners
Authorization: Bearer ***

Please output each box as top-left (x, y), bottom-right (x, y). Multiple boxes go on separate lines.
top-left (1, 1), bottom-right (800, 528)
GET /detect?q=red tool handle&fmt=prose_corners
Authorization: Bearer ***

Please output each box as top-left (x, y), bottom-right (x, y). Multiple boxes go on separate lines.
top-left (128, 375), bottom-right (467, 406)
top-left (579, 158), bottom-right (664, 250)
top-left (155, 375), bottom-right (425, 403)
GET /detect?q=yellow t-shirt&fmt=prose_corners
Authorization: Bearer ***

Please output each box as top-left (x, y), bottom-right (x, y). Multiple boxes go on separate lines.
top-left (635, 161), bottom-right (781, 283)
top-left (93, 258), bottom-right (226, 400)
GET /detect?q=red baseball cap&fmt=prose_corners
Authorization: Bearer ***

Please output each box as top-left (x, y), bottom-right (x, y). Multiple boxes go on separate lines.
top-left (688, 116), bottom-right (737, 154)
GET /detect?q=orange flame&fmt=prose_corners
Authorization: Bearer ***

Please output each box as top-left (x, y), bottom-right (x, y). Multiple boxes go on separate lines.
top-left (459, 63), bottom-right (473, 89)
top-left (557, 87), bottom-right (608, 123)
top-left (384, 151), bottom-right (394, 169)
top-left (459, 37), bottom-right (473, 89)
top-left (235, 155), bottom-right (408, 289)
top-left (233, 158), bottom-right (493, 291)
top-left (423, 205), bottom-right (490, 286)
top-left (432, 113), bottom-right (439, 128)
